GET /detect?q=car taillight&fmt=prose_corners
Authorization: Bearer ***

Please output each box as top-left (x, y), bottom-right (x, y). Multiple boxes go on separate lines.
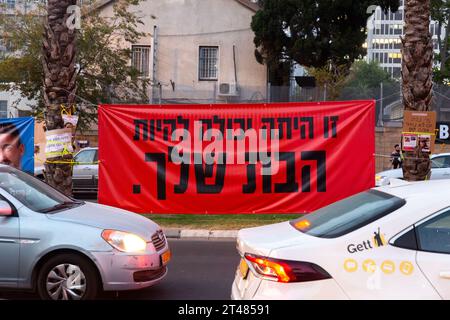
top-left (244, 253), bottom-right (331, 283)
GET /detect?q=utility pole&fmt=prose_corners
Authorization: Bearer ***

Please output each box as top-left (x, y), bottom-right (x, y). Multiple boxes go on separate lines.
top-left (378, 82), bottom-right (384, 127)
top-left (152, 25), bottom-right (158, 104)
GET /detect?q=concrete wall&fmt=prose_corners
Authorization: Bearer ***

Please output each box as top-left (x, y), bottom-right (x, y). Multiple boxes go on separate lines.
top-left (99, 0), bottom-right (267, 102)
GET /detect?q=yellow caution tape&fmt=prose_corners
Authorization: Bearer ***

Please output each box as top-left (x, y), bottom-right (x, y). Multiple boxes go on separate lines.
top-left (402, 131), bottom-right (436, 136)
top-left (60, 104), bottom-right (76, 116)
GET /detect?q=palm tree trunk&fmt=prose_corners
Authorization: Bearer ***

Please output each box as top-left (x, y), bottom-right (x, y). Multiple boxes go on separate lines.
top-left (42, 0), bottom-right (77, 195)
top-left (401, 0), bottom-right (434, 181)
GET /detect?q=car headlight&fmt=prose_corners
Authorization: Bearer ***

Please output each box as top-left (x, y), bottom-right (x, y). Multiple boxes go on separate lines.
top-left (101, 230), bottom-right (147, 252)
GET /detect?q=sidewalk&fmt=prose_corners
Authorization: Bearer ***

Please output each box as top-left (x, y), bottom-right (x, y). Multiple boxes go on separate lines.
top-left (163, 227), bottom-right (239, 239)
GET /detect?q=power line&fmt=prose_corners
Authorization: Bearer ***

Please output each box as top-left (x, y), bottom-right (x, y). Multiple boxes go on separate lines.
top-left (433, 89), bottom-right (450, 101)
top-left (57, 87), bottom-right (98, 107)
top-left (158, 28), bottom-right (252, 38)
top-left (375, 90), bottom-right (401, 102)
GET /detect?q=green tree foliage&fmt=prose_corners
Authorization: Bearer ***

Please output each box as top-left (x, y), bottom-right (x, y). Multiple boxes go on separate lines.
top-left (306, 60), bottom-right (396, 100)
top-left (0, 0), bottom-right (150, 130)
top-left (342, 61), bottom-right (399, 99)
top-left (251, 0), bottom-right (400, 84)
top-left (346, 61), bottom-right (395, 88)
top-left (305, 64), bottom-right (348, 100)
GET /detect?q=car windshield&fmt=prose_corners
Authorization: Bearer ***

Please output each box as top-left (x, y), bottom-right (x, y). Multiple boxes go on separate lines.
top-left (0, 166), bottom-right (83, 213)
top-left (290, 190), bottom-right (406, 238)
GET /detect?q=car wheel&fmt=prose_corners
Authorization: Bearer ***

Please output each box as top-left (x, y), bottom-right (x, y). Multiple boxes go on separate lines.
top-left (37, 254), bottom-right (100, 300)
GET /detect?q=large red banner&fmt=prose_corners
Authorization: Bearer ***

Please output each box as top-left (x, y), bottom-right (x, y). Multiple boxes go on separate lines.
top-left (98, 101), bottom-right (375, 214)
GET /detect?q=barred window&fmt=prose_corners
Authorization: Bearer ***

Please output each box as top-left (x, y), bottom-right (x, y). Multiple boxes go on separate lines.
top-left (199, 46), bottom-right (218, 80)
top-left (131, 45), bottom-right (151, 78)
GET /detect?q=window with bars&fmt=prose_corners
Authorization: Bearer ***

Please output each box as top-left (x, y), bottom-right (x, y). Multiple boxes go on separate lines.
top-left (0, 101), bottom-right (7, 119)
top-left (131, 45), bottom-right (151, 78)
top-left (199, 46), bottom-right (218, 81)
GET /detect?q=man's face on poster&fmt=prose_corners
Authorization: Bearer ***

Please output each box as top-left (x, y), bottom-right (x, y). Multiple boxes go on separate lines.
top-left (0, 132), bottom-right (24, 169)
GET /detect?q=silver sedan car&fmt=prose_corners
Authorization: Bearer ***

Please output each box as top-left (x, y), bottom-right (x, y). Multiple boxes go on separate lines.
top-left (0, 165), bottom-right (170, 300)
top-left (35, 147), bottom-right (99, 194)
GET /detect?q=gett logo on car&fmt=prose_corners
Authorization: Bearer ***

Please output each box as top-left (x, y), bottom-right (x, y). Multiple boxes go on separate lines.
top-left (347, 228), bottom-right (387, 254)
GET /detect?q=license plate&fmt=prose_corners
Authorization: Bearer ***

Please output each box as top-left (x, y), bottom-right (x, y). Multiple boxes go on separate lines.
top-left (239, 258), bottom-right (249, 279)
top-left (161, 250), bottom-right (171, 266)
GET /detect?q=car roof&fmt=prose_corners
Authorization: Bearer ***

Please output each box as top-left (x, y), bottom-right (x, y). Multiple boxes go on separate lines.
top-left (77, 147), bottom-right (98, 151)
top-left (377, 179), bottom-right (450, 202)
top-left (431, 153), bottom-right (450, 158)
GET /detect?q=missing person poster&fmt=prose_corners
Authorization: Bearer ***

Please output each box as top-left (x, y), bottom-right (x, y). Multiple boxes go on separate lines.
top-left (0, 117), bottom-right (35, 174)
top-left (402, 134), bottom-right (417, 151)
top-left (45, 128), bottom-right (74, 159)
top-left (403, 111), bottom-right (436, 153)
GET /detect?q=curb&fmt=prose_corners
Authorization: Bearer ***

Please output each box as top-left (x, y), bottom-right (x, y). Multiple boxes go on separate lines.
top-left (163, 228), bottom-right (238, 239)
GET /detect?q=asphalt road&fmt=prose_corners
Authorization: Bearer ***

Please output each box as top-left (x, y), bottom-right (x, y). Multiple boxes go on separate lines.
top-left (0, 239), bottom-right (240, 300)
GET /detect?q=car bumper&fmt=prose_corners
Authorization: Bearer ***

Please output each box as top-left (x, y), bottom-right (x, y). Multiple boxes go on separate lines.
top-left (91, 249), bottom-right (169, 291)
top-left (231, 273), bottom-right (348, 300)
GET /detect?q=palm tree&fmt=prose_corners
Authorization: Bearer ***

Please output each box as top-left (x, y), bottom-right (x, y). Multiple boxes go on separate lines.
top-left (401, 0), bottom-right (434, 181)
top-left (42, 0), bottom-right (77, 195)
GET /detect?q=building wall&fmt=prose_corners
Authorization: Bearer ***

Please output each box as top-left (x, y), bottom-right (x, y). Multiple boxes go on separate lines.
top-left (99, 0), bottom-right (267, 103)
top-left (366, 0), bottom-right (443, 78)
top-left (0, 89), bottom-right (34, 118)
top-left (1, 1), bottom-right (43, 118)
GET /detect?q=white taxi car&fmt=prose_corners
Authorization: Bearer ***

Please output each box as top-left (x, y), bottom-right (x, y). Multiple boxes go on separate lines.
top-left (232, 179), bottom-right (450, 300)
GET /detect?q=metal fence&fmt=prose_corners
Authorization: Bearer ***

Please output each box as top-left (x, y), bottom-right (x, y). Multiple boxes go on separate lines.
top-left (268, 81), bottom-right (450, 127)
top-left (113, 80), bottom-right (450, 128)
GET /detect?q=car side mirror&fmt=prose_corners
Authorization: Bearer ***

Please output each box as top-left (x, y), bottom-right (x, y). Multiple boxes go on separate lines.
top-left (0, 200), bottom-right (13, 216)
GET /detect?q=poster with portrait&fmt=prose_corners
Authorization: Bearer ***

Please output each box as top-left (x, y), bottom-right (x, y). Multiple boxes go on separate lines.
top-left (0, 117), bottom-right (35, 174)
top-left (402, 111), bottom-right (436, 153)
top-left (402, 134), bottom-right (417, 151)
top-left (62, 114), bottom-right (79, 135)
top-left (418, 134), bottom-right (431, 153)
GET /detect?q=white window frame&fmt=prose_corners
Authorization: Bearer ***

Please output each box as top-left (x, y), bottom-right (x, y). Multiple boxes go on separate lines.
top-left (131, 45), bottom-right (151, 78)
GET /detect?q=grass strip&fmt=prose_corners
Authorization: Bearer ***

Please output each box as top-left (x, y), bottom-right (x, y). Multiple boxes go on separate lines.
top-left (143, 214), bottom-right (303, 230)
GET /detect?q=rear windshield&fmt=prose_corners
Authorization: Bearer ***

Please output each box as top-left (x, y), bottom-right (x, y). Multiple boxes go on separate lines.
top-left (290, 190), bottom-right (406, 238)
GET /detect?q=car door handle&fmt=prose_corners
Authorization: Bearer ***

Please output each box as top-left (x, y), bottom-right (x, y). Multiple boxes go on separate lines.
top-left (83, 167), bottom-right (92, 170)
top-left (0, 238), bottom-right (16, 244)
top-left (440, 271), bottom-right (450, 279)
